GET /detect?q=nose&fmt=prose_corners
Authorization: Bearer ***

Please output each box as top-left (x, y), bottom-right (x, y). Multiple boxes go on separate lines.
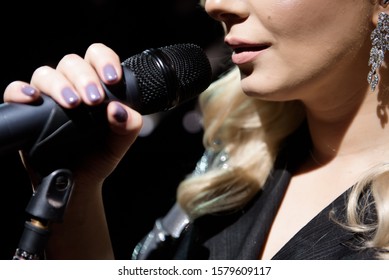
top-left (204, 0), bottom-right (249, 23)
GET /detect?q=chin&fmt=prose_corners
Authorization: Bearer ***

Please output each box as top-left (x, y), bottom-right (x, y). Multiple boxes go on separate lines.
top-left (240, 71), bottom-right (292, 102)
top-left (240, 76), bottom-right (272, 99)
top-left (241, 82), bottom-right (293, 102)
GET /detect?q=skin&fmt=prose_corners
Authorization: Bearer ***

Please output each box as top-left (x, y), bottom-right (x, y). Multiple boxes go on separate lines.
top-left (3, 1), bottom-right (389, 259)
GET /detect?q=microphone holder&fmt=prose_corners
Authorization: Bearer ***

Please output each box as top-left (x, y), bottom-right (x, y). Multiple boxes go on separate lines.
top-left (10, 94), bottom-right (104, 260)
top-left (13, 169), bottom-right (73, 260)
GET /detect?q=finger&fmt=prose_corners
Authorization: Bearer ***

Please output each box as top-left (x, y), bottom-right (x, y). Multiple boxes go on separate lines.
top-left (106, 101), bottom-right (143, 136)
top-left (55, 53), bottom-right (105, 106)
top-left (54, 44), bottom-right (122, 106)
top-left (84, 43), bottom-right (122, 85)
top-left (3, 81), bottom-right (40, 103)
top-left (30, 65), bottom-right (81, 108)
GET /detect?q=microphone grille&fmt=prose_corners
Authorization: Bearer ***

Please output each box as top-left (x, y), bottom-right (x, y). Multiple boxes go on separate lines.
top-left (122, 43), bottom-right (212, 114)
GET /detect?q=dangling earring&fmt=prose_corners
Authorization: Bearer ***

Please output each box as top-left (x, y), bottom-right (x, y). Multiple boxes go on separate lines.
top-left (368, 12), bottom-right (389, 91)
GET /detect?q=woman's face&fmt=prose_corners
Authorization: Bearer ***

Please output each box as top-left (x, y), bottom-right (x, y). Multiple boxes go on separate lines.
top-left (204, 0), bottom-right (375, 101)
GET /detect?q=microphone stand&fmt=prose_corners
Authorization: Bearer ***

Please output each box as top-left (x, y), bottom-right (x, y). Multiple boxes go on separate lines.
top-left (13, 169), bottom-right (73, 260)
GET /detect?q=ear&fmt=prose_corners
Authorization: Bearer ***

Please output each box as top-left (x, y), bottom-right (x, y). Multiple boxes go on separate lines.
top-left (372, 0), bottom-right (389, 25)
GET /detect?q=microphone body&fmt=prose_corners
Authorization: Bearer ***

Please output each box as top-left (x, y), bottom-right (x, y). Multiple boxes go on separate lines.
top-left (0, 44), bottom-right (212, 157)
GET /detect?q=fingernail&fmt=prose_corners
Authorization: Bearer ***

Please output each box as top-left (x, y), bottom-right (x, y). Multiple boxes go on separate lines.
top-left (103, 64), bottom-right (118, 82)
top-left (86, 83), bottom-right (102, 103)
top-left (21, 85), bottom-right (37, 96)
top-left (61, 87), bottom-right (79, 105)
top-left (113, 103), bottom-right (128, 123)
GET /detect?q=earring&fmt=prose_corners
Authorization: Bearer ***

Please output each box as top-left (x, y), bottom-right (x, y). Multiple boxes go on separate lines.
top-left (368, 12), bottom-right (389, 91)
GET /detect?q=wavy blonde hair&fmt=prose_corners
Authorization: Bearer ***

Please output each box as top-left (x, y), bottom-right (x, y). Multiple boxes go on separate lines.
top-left (339, 165), bottom-right (389, 259)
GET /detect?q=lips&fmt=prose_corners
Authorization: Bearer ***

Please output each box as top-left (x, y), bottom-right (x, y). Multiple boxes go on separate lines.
top-left (231, 45), bottom-right (269, 64)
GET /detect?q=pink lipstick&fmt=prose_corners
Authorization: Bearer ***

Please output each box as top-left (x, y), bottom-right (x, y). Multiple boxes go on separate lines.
top-left (231, 45), bottom-right (269, 64)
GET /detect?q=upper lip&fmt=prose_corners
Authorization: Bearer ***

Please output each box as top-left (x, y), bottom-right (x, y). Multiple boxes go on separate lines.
top-left (225, 38), bottom-right (271, 53)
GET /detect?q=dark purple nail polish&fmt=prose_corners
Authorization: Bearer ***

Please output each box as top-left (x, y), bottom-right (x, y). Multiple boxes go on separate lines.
top-left (103, 64), bottom-right (118, 82)
top-left (21, 85), bottom-right (36, 96)
top-left (113, 103), bottom-right (128, 123)
top-left (86, 83), bottom-right (101, 103)
top-left (61, 87), bottom-right (79, 105)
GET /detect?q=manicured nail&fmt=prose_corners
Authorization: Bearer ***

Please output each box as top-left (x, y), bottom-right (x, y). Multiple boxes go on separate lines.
top-left (61, 87), bottom-right (79, 105)
top-left (113, 103), bottom-right (128, 123)
top-left (86, 83), bottom-right (102, 103)
top-left (21, 85), bottom-right (36, 96)
top-left (103, 64), bottom-right (118, 82)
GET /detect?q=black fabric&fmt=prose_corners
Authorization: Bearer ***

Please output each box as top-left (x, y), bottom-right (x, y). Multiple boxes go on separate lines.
top-left (189, 160), bottom-right (291, 259)
top-left (272, 191), bottom-right (377, 259)
top-left (169, 164), bottom-right (378, 260)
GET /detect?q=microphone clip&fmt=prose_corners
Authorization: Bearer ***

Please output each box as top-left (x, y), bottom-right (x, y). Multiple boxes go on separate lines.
top-left (13, 169), bottom-right (74, 260)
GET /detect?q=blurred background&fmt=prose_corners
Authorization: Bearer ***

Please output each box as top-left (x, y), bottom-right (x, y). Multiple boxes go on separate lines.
top-left (0, 0), bottom-right (231, 259)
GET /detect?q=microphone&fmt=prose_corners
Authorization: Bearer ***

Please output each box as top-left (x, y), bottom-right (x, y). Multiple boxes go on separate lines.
top-left (0, 43), bottom-right (212, 158)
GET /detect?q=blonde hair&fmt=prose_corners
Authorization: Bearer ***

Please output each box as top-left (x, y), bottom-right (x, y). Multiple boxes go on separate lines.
top-left (176, 66), bottom-right (389, 259)
top-left (176, 67), bottom-right (305, 218)
top-left (339, 164), bottom-right (389, 259)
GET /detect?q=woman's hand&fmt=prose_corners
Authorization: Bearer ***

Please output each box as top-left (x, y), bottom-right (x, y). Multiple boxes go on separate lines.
top-left (3, 43), bottom-right (143, 187)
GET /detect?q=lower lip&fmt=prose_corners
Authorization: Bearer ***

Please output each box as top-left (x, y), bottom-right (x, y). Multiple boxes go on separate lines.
top-left (231, 50), bottom-right (262, 65)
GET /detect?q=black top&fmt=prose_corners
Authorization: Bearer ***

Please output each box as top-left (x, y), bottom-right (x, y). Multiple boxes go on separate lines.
top-left (169, 165), bottom-right (377, 259)
top-left (132, 124), bottom-right (379, 260)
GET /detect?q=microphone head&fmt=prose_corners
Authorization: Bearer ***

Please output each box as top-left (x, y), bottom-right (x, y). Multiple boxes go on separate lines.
top-left (121, 43), bottom-right (212, 115)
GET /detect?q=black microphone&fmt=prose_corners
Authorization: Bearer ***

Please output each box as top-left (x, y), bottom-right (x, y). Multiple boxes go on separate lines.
top-left (0, 43), bottom-right (212, 158)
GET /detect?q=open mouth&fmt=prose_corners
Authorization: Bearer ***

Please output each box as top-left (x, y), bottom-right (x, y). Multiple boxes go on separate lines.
top-left (234, 45), bottom-right (269, 54)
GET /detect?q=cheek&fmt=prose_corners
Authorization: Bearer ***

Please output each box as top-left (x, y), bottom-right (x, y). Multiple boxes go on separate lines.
top-left (268, 1), bottom-right (340, 39)
top-left (268, 1), bottom-right (369, 67)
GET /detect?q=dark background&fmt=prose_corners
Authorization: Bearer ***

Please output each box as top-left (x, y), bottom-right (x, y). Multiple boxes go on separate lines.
top-left (0, 0), bottom-right (228, 259)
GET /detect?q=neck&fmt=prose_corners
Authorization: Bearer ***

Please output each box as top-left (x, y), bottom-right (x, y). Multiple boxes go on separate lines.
top-left (304, 86), bottom-right (389, 166)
